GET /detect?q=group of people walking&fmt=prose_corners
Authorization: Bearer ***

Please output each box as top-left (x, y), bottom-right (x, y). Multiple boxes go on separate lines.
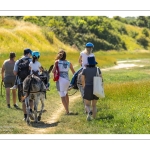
top-left (1, 42), bottom-right (103, 121)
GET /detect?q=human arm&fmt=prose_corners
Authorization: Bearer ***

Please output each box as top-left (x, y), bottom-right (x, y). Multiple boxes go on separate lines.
top-left (98, 68), bottom-right (103, 82)
top-left (52, 61), bottom-right (58, 74)
top-left (78, 55), bottom-right (82, 66)
top-left (70, 62), bottom-right (75, 74)
top-left (13, 60), bottom-right (19, 76)
top-left (81, 68), bottom-right (86, 88)
top-left (81, 75), bottom-right (85, 88)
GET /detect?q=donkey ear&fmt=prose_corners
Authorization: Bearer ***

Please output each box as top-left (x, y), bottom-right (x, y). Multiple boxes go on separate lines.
top-left (48, 65), bottom-right (54, 74)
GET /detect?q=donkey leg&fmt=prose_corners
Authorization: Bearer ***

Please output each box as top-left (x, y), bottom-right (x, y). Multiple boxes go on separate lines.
top-left (34, 94), bottom-right (39, 123)
top-left (25, 96), bottom-right (30, 125)
top-left (38, 93), bottom-right (45, 121)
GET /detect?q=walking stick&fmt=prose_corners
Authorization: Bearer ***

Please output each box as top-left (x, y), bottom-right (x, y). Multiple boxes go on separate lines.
top-left (0, 81), bottom-right (5, 97)
top-left (0, 81), bottom-right (3, 97)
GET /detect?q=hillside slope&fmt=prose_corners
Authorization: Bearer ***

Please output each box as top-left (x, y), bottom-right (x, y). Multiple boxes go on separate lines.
top-left (0, 18), bottom-right (77, 55)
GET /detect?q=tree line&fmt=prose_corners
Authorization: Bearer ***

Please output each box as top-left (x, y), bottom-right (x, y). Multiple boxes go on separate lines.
top-left (3, 16), bottom-right (150, 51)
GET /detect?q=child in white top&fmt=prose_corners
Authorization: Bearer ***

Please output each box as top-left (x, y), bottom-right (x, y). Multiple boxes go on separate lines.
top-left (29, 51), bottom-right (50, 90)
top-left (29, 51), bottom-right (42, 75)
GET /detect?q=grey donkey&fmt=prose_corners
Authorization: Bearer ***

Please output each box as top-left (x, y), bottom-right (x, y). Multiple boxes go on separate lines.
top-left (22, 65), bottom-right (53, 125)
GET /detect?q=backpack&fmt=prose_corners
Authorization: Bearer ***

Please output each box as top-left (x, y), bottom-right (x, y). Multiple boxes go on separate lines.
top-left (72, 74), bottom-right (79, 90)
top-left (72, 68), bottom-right (83, 90)
top-left (17, 58), bottom-right (30, 80)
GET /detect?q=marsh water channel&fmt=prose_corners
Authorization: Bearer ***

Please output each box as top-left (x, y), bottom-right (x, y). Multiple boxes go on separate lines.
top-left (101, 59), bottom-right (150, 71)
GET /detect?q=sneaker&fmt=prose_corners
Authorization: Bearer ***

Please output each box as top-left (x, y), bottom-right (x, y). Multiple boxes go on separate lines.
top-left (14, 104), bottom-right (19, 109)
top-left (89, 111), bottom-right (93, 115)
top-left (86, 113), bottom-right (91, 121)
top-left (29, 113), bottom-right (34, 120)
top-left (68, 85), bottom-right (73, 90)
top-left (10, 85), bottom-right (17, 90)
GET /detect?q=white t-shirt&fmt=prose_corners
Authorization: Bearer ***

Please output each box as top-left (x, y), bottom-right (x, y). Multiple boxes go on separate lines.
top-left (80, 51), bottom-right (95, 68)
top-left (29, 61), bottom-right (41, 74)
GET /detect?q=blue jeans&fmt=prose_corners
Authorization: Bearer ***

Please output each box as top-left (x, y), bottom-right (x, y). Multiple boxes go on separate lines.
top-left (70, 67), bottom-right (83, 85)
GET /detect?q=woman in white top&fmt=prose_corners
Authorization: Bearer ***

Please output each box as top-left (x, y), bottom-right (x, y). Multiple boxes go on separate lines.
top-left (70, 42), bottom-right (95, 86)
top-left (52, 50), bottom-right (75, 115)
top-left (69, 42), bottom-right (95, 114)
top-left (79, 42), bottom-right (95, 69)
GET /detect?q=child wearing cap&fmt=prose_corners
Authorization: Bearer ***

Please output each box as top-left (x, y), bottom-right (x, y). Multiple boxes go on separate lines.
top-left (29, 51), bottom-right (50, 90)
top-left (29, 51), bottom-right (42, 75)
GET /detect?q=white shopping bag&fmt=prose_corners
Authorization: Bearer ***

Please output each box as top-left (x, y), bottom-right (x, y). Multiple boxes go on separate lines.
top-left (93, 67), bottom-right (105, 98)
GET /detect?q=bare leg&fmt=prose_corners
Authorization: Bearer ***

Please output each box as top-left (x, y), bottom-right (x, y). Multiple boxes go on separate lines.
top-left (85, 99), bottom-right (91, 114)
top-left (85, 99), bottom-right (92, 121)
top-left (12, 89), bottom-right (16, 105)
top-left (6, 88), bottom-right (10, 105)
top-left (91, 100), bottom-right (97, 119)
top-left (22, 102), bottom-right (26, 113)
top-left (66, 94), bottom-right (69, 110)
top-left (61, 96), bottom-right (69, 114)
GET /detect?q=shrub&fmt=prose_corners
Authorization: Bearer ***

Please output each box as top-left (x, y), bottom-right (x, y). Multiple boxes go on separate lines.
top-left (137, 35), bottom-right (149, 48)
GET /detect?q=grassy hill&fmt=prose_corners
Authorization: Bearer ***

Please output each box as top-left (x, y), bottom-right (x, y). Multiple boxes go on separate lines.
top-left (1, 17), bottom-right (150, 68)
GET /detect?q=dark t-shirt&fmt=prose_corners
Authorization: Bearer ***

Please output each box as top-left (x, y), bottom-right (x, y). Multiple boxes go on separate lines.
top-left (82, 67), bottom-right (101, 85)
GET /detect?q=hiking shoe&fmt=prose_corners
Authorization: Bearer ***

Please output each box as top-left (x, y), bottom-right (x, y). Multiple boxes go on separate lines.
top-left (10, 85), bottom-right (17, 90)
top-left (29, 113), bottom-right (34, 120)
top-left (14, 104), bottom-right (19, 109)
top-left (7, 104), bottom-right (11, 108)
top-left (89, 111), bottom-right (93, 115)
top-left (68, 85), bottom-right (73, 91)
top-left (86, 113), bottom-right (91, 121)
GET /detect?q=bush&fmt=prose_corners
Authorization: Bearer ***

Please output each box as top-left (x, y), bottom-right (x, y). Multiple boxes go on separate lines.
top-left (23, 16), bottom-right (38, 24)
top-left (137, 35), bottom-right (149, 48)
top-left (142, 28), bottom-right (149, 37)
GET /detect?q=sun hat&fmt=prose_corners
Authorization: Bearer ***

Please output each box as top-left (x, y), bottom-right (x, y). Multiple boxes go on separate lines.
top-left (87, 56), bottom-right (98, 65)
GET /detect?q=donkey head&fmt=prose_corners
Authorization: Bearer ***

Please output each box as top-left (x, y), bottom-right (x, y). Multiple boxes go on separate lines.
top-left (41, 65), bottom-right (54, 83)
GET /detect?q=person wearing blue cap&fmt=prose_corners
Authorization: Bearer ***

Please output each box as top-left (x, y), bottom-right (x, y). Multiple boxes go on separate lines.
top-left (69, 42), bottom-right (95, 112)
top-left (29, 51), bottom-right (50, 90)
top-left (81, 56), bottom-right (103, 121)
top-left (69, 42), bottom-right (95, 87)
top-left (29, 51), bottom-right (42, 75)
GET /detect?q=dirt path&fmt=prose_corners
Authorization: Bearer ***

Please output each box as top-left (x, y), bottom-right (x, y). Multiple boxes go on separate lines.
top-left (29, 94), bottom-right (81, 134)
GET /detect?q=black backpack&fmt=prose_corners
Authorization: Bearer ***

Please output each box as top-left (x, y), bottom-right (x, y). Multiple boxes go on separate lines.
top-left (17, 58), bottom-right (30, 80)
top-left (72, 74), bottom-right (79, 90)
